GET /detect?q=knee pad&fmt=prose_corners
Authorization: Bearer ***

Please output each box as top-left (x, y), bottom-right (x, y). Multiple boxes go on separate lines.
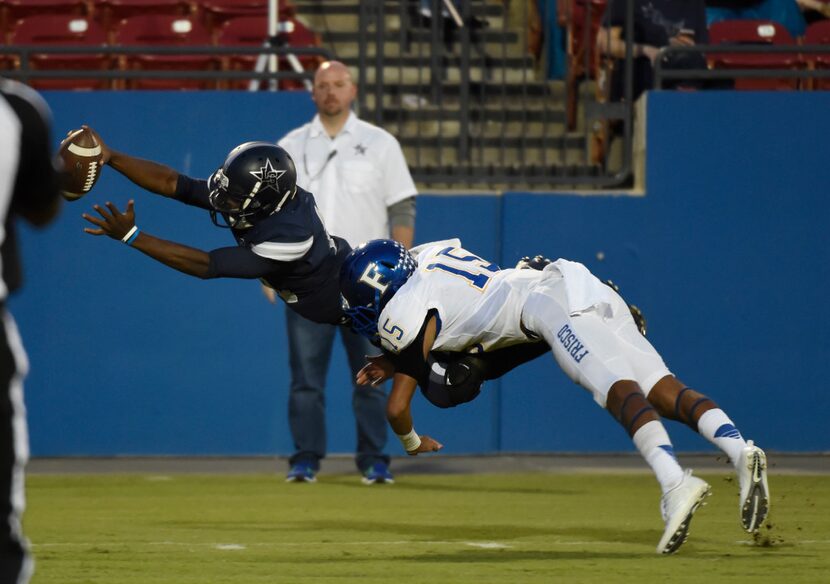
top-left (673, 387), bottom-right (713, 427)
top-left (615, 387), bottom-right (656, 435)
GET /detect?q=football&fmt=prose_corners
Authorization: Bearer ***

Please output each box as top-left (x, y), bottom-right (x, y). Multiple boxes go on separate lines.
top-left (58, 128), bottom-right (104, 201)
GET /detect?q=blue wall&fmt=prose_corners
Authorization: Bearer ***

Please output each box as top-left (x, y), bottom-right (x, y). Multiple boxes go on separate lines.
top-left (12, 91), bottom-right (829, 456)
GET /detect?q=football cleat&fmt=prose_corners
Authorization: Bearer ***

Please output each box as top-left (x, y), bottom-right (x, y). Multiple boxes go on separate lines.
top-left (361, 462), bottom-right (394, 485)
top-left (285, 462), bottom-right (317, 483)
top-left (657, 470), bottom-right (711, 554)
top-left (737, 440), bottom-right (769, 532)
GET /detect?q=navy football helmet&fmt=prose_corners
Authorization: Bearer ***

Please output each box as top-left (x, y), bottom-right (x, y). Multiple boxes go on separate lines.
top-left (208, 142), bottom-right (297, 229)
top-left (340, 239), bottom-right (417, 340)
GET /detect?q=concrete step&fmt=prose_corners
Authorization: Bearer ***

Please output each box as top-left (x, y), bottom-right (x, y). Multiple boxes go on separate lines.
top-left (387, 122), bottom-right (568, 140)
top-left (341, 54), bottom-right (534, 70)
top-left (299, 12), bottom-right (506, 34)
top-left (364, 106), bottom-right (566, 124)
top-left (410, 163), bottom-right (603, 188)
top-left (403, 144), bottom-right (593, 167)
top-left (360, 80), bottom-right (568, 110)
top-left (359, 80), bottom-right (561, 98)
top-left (331, 39), bottom-right (529, 60)
top-left (378, 118), bottom-right (568, 140)
top-left (293, 1), bottom-right (505, 18)
top-left (398, 134), bottom-right (586, 148)
top-left (359, 65), bottom-right (538, 85)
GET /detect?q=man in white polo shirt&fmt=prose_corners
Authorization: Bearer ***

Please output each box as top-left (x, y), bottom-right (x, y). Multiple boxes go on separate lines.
top-left (270, 60), bottom-right (417, 484)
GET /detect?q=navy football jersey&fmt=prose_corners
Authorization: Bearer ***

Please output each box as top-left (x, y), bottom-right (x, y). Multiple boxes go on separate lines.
top-left (174, 175), bottom-right (349, 324)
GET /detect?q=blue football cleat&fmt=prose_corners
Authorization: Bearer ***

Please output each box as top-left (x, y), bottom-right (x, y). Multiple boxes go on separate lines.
top-left (361, 462), bottom-right (394, 485)
top-left (285, 463), bottom-right (317, 483)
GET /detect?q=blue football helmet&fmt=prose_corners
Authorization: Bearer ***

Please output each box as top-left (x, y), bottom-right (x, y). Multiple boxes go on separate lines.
top-left (208, 142), bottom-right (297, 229)
top-left (340, 239), bottom-right (417, 340)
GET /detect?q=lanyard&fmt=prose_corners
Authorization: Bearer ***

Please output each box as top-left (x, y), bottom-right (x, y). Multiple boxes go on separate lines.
top-left (303, 148), bottom-right (338, 183)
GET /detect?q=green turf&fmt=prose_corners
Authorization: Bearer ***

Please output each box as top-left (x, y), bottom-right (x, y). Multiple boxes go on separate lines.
top-left (23, 472), bottom-right (830, 583)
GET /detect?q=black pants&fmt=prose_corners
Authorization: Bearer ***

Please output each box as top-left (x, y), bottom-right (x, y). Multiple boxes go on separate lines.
top-left (0, 311), bottom-right (31, 584)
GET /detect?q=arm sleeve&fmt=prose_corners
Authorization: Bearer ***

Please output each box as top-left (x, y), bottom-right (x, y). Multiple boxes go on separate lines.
top-left (206, 245), bottom-right (285, 279)
top-left (387, 196), bottom-right (416, 229)
top-left (174, 174), bottom-right (212, 210)
top-left (385, 313), bottom-right (434, 382)
top-left (381, 136), bottom-right (418, 206)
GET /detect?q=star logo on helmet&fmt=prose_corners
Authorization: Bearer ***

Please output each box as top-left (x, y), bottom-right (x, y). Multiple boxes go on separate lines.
top-left (249, 158), bottom-right (285, 192)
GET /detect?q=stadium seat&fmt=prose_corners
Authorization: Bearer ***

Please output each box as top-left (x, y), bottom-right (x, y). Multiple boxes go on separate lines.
top-left (201, 0), bottom-right (266, 34)
top-left (5, 0), bottom-right (90, 21)
top-left (94, 0), bottom-right (193, 39)
top-left (559, 0), bottom-right (608, 130)
top-left (804, 20), bottom-right (830, 90)
top-left (708, 20), bottom-right (801, 90)
top-left (2, 0), bottom-right (90, 42)
top-left (113, 14), bottom-right (217, 90)
top-left (216, 14), bottom-right (321, 90)
top-left (8, 14), bottom-right (111, 90)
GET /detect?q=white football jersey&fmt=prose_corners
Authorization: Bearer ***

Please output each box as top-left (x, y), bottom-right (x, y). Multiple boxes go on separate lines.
top-left (377, 240), bottom-right (546, 354)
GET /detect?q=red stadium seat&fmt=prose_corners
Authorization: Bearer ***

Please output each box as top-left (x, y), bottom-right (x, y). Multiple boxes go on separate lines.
top-left (113, 14), bottom-right (217, 90)
top-left (216, 14), bottom-right (321, 90)
top-left (8, 14), bottom-right (111, 90)
top-left (804, 20), bottom-right (830, 90)
top-left (94, 0), bottom-right (193, 39)
top-left (2, 0), bottom-right (90, 42)
top-left (5, 0), bottom-right (89, 21)
top-left (201, 0), bottom-right (266, 35)
top-left (708, 20), bottom-right (801, 90)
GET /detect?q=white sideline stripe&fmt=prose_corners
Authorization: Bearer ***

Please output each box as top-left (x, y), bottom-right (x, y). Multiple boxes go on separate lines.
top-left (31, 539), bottom-right (830, 549)
top-left (67, 143), bottom-right (101, 157)
top-left (33, 540), bottom-right (513, 549)
top-left (737, 539), bottom-right (830, 545)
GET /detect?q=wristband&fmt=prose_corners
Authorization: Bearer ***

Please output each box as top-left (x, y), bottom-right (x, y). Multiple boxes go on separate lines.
top-left (122, 225), bottom-right (140, 246)
top-left (397, 428), bottom-right (421, 452)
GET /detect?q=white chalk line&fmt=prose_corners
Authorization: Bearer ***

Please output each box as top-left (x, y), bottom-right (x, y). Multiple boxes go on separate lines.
top-left (32, 539), bottom-right (830, 550)
top-left (33, 540), bottom-right (514, 549)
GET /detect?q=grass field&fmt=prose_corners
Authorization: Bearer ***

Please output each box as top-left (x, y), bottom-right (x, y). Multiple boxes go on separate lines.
top-left (25, 471), bottom-right (830, 584)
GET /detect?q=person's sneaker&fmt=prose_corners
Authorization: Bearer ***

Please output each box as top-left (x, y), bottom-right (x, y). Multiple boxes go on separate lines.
top-left (656, 470), bottom-right (711, 554)
top-left (361, 462), bottom-right (394, 485)
top-left (285, 463), bottom-right (317, 483)
top-left (737, 440), bottom-right (769, 532)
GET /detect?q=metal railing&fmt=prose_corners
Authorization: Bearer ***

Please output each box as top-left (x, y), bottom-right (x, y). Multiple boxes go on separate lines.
top-left (0, 45), bottom-right (333, 86)
top-left (355, 0), bottom-right (634, 188)
top-left (654, 44), bottom-right (830, 88)
top-left (357, 0), bottom-right (632, 188)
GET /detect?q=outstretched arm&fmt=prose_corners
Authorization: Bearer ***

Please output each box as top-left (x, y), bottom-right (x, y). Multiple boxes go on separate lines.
top-left (385, 314), bottom-right (443, 455)
top-left (83, 200), bottom-right (210, 278)
top-left (81, 125), bottom-right (179, 197)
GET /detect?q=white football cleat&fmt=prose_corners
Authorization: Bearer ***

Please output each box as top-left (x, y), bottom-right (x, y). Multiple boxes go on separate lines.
top-left (657, 470), bottom-right (711, 555)
top-left (737, 440), bottom-right (769, 533)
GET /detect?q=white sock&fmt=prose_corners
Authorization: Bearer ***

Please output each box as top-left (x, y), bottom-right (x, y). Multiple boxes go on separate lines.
top-left (632, 420), bottom-right (685, 494)
top-left (697, 409), bottom-right (747, 468)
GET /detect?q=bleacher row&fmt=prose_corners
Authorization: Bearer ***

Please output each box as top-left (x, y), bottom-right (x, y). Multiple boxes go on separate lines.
top-left (0, 0), bottom-right (322, 90)
top-left (563, 0), bottom-right (830, 93)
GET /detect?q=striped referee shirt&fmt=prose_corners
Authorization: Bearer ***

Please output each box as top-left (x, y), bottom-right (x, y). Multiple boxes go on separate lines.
top-left (0, 79), bottom-right (60, 300)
